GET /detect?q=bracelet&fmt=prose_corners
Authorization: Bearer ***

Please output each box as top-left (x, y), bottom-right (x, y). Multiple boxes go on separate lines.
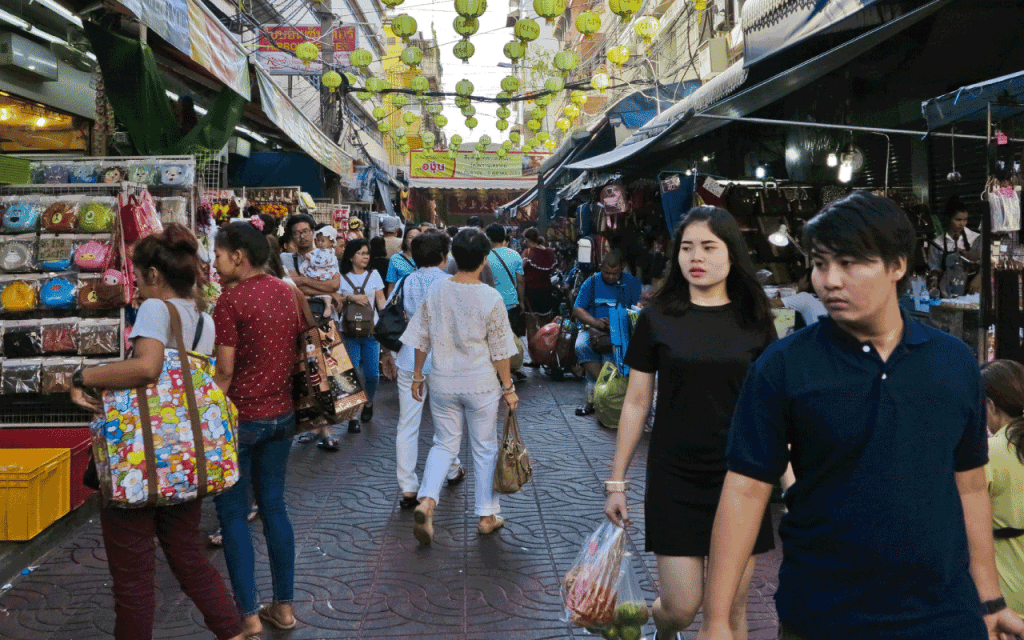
top-left (412, 375), bottom-right (426, 382)
top-left (502, 386), bottom-right (516, 395)
top-left (603, 480), bottom-right (628, 493)
top-left (501, 381), bottom-right (515, 391)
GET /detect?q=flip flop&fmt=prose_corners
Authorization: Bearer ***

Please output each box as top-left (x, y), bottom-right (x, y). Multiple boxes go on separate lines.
top-left (317, 437), bottom-right (339, 451)
top-left (296, 432), bottom-right (317, 444)
top-left (575, 403), bottom-right (596, 416)
top-left (207, 529), bottom-right (223, 547)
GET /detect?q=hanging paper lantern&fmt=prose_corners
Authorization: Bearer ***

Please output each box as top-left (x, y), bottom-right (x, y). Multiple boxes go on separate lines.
top-left (421, 131), bottom-right (436, 148)
top-left (537, 131), bottom-right (549, 142)
top-left (514, 18), bottom-right (540, 42)
top-left (509, 131), bottom-right (521, 144)
top-left (570, 90), bottom-right (588, 107)
top-left (426, 103), bottom-right (444, 116)
top-left (451, 134), bottom-right (463, 147)
top-left (391, 93), bottom-right (408, 108)
top-left (497, 147), bottom-right (507, 158)
top-left (394, 126), bottom-right (407, 138)
top-left (321, 71), bottom-right (342, 93)
top-left (403, 112), bottom-right (417, 125)
top-left (530, 107), bottom-right (546, 121)
top-left (473, 150), bottom-right (482, 159)
top-left (383, 0), bottom-right (404, 9)
top-left (410, 75), bottom-right (430, 96)
top-left (633, 15), bottom-right (660, 45)
top-left (357, 91), bottom-right (372, 101)
top-left (391, 14), bottom-right (417, 42)
top-left (378, 122), bottom-right (392, 133)
top-left (533, 0), bottom-right (566, 25)
top-left (453, 40), bottom-right (475, 64)
top-left (397, 136), bottom-right (409, 146)
top-left (344, 72), bottom-right (358, 86)
top-left (461, 105), bottom-right (477, 117)
top-left (454, 0), bottom-right (485, 18)
top-left (475, 142), bottom-right (486, 152)
top-left (400, 46), bottom-right (423, 68)
top-left (544, 77), bottom-right (565, 93)
top-left (544, 138), bottom-right (556, 151)
top-left (564, 104), bottom-right (580, 120)
top-left (496, 91), bottom-right (513, 104)
top-left (502, 140), bottom-right (513, 150)
top-left (372, 107), bottom-right (387, 120)
top-left (591, 73), bottom-right (610, 93)
top-left (455, 96), bottom-right (471, 108)
top-left (535, 93), bottom-right (553, 107)
top-left (449, 149), bottom-right (458, 158)
top-left (496, 119), bottom-right (509, 131)
top-left (553, 51), bottom-right (580, 77)
top-left (607, 45), bottom-right (631, 68)
top-left (465, 116), bottom-right (478, 129)
top-left (556, 117), bottom-right (571, 132)
top-left (434, 114), bottom-right (448, 127)
top-left (575, 11), bottom-right (601, 39)
top-left (608, 0), bottom-right (641, 23)
top-left (453, 16), bottom-right (480, 38)
top-left (295, 41), bottom-right (319, 66)
top-left (503, 40), bottom-right (526, 62)
top-left (496, 106), bottom-right (511, 119)
top-left (480, 134), bottom-right (492, 146)
top-left (526, 119), bottom-right (542, 132)
top-left (365, 77), bottom-right (384, 94)
top-left (351, 48), bottom-right (373, 71)
top-left (455, 79), bottom-right (475, 96)
top-left (400, 144), bottom-right (411, 154)
top-left (500, 76), bottom-right (520, 94)
top-left (380, 79), bottom-right (393, 91)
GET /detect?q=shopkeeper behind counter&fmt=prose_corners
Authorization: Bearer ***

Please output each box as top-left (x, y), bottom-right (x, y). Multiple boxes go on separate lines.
top-left (768, 268), bottom-right (827, 327)
top-left (928, 196), bottom-right (981, 276)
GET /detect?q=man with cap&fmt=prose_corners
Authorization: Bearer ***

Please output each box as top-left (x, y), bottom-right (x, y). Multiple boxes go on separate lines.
top-left (382, 217), bottom-right (403, 258)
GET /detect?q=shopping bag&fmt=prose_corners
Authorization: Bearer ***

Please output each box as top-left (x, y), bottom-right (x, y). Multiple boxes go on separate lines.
top-left (89, 302), bottom-right (239, 507)
top-left (374, 275), bottom-right (408, 352)
top-left (493, 410), bottom-right (532, 494)
top-left (593, 362), bottom-right (628, 429)
top-left (525, 311), bottom-right (555, 342)
top-left (562, 521), bottom-right (627, 629)
top-left (528, 319), bottom-right (562, 366)
top-left (609, 553), bottom-right (650, 639)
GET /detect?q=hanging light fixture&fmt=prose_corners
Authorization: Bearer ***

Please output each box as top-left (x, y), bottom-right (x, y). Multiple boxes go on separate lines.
top-left (838, 161), bottom-right (853, 183)
top-left (826, 152), bottom-right (838, 167)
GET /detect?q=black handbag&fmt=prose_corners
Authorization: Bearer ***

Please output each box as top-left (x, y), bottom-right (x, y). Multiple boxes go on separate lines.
top-left (374, 275), bottom-right (409, 352)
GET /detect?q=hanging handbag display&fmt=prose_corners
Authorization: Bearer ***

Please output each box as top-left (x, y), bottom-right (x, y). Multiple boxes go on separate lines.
top-left (88, 302), bottom-right (239, 507)
top-left (759, 185), bottom-right (790, 216)
top-left (341, 272), bottom-right (375, 337)
top-left (493, 410), bottom-right (533, 494)
top-left (724, 185), bottom-right (757, 229)
top-left (374, 275), bottom-right (409, 352)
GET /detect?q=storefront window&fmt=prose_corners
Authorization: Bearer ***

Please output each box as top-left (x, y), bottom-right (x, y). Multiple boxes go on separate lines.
top-left (0, 92), bottom-right (88, 153)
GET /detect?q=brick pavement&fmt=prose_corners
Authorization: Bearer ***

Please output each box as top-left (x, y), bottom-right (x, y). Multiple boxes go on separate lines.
top-left (0, 368), bottom-right (781, 640)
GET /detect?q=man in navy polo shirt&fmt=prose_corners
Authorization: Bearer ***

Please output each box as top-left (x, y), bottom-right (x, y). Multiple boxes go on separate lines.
top-left (698, 193), bottom-right (1024, 640)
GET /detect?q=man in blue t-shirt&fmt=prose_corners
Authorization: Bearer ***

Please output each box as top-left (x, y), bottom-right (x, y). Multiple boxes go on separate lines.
top-left (698, 193), bottom-right (1024, 640)
top-left (572, 250), bottom-right (641, 417)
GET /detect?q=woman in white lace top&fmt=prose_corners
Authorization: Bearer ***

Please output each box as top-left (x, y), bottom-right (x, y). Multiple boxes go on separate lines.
top-left (402, 228), bottom-right (519, 545)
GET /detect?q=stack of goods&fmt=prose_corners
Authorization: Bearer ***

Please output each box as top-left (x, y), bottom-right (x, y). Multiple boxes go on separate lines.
top-left (29, 159), bottom-right (194, 189)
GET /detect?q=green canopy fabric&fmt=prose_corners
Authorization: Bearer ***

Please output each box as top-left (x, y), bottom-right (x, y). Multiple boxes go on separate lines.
top-left (83, 20), bottom-right (248, 159)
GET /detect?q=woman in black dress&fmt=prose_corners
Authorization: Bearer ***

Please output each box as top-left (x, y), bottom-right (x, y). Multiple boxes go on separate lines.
top-left (604, 206), bottom-right (777, 640)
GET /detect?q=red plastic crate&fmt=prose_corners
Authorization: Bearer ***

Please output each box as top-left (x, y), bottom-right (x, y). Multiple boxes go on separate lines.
top-left (0, 428), bottom-right (96, 510)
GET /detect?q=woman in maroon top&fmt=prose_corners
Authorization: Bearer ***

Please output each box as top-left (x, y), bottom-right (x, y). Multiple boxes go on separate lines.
top-left (212, 221), bottom-right (305, 635)
top-left (521, 227), bottom-right (559, 315)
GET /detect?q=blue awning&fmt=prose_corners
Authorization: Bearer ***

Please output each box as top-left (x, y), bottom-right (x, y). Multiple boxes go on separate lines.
top-left (922, 71), bottom-right (1024, 130)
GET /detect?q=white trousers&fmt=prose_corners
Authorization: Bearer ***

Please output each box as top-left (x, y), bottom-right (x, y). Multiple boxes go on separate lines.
top-left (417, 386), bottom-right (501, 517)
top-left (396, 369), bottom-right (460, 494)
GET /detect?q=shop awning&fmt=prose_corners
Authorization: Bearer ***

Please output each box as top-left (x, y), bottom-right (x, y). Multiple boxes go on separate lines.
top-left (556, 171), bottom-right (622, 203)
top-left (377, 178), bottom-right (396, 216)
top-left (496, 185), bottom-right (538, 213)
top-left (922, 70), bottom-right (1024, 130)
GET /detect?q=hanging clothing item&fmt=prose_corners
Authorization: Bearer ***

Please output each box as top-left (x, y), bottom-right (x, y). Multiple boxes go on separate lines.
top-left (989, 183), bottom-right (1022, 233)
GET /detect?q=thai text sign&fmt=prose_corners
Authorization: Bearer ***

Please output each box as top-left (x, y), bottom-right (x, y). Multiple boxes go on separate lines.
top-left (410, 150), bottom-right (523, 180)
top-left (258, 25), bottom-right (357, 75)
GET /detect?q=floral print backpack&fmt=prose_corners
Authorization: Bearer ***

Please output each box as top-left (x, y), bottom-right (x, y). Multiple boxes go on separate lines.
top-left (89, 301), bottom-right (239, 507)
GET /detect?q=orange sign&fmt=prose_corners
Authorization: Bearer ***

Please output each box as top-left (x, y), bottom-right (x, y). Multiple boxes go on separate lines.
top-left (257, 25), bottom-right (356, 74)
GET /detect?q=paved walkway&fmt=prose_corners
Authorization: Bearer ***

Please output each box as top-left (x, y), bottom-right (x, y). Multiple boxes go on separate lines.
top-left (0, 368), bottom-right (781, 640)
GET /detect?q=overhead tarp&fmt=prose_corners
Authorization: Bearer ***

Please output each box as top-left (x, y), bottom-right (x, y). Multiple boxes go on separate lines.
top-left (556, 171), bottom-right (622, 203)
top-left (228, 152), bottom-right (325, 197)
top-left (922, 70), bottom-right (1024, 130)
top-left (115, 0), bottom-right (251, 98)
top-left (255, 67), bottom-right (353, 179)
top-left (742, 0), bottom-right (884, 67)
top-left (377, 179), bottom-right (396, 216)
top-left (496, 185), bottom-right (539, 213)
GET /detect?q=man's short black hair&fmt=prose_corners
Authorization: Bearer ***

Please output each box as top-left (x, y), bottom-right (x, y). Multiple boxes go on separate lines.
top-left (446, 225), bottom-right (459, 238)
top-left (466, 215), bottom-right (484, 229)
top-left (411, 229), bottom-right (450, 268)
top-left (283, 213), bottom-right (316, 243)
top-left (485, 223), bottom-right (506, 244)
top-left (802, 191), bottom-right (915, 294)
top-left (451, 228), bottom-right (491, 272)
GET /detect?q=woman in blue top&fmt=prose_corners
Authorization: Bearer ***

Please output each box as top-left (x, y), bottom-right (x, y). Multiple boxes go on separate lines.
top-left (385, 227), bottom-right (420, 296)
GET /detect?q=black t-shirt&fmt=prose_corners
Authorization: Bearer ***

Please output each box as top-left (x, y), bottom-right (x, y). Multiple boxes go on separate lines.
top-left (625, 302), bottom-right (775, 501)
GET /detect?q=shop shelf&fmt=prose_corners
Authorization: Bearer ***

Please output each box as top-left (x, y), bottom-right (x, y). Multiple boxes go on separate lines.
top-left (0, 449), bottom-right (70, 541)
top-left (0, 429), bottom-right (95, 509)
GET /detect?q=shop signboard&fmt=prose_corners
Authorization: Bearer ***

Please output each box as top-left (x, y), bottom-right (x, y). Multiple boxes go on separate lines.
top-left (332, 205), bottom-right (351, 231)
top-left (257, 26), bottom-right (358, 75)
top-left (119, 0), bottom-right (190, 55)
top-left (410, 150), bottom-right (523, 180)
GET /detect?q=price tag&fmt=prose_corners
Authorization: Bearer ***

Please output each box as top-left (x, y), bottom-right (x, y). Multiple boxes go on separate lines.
top-left (702, 176), bottom-right (725, 199)
top-left (997, 131), bottom-right (1009, 145)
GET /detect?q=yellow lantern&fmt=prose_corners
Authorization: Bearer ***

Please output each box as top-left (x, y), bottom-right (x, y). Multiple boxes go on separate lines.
top-left (526, 119), bottom-right (542, 132)
top-left (514, 18), bottom-right (540, 42)
top-left (453, 40), bottom-right (475, 63)
top-left (608, 0), bottom-right (641, 23)
top-left (544, 138), bottom-right (556, 151)
top-left (533, 0), bottom-right (566, 25)
top-left (453, 16), bottom-right (479, 38)
top-left (391, 14), bottom-right (417, 42)
top-left (564, 105), bottom-right (580, 120)
top-left (537, 131), bottom-right (549, 142)
top-left (553, 51), bottom-right (580, 77)
top-left (465, 116), bottom-right (478, 129)
top-left (570, 90), bottom-right (588, 107)
top-left (496, 119), bottom-right (509, 131)
top-left (410, 75), bottom-right (430, 96)
top-left (607, 45), bottom-right (630, 68)
top-left (497, 147), bottom-right (507, 158)
top-left (556, 117), bottom-right (571, 132)
top-left (633, 15), bottom-right (660, 45)
top-left (400, 45), bottom-right (423, 68)
top-left (575, 11), bottom-right (601, 39)
top-left (591, 73), bottom-right (610, 93)
top-left (500, 76), bottom-right (520, 94)
top-left (350, 48), bottom-right (373, 71)
top-left (503, 40), bottom-right (526, 62)
top-left (421, 131), bottom-right (436, 148)
top-left (509, 131), bottom-right (521, 144)
top-left (403, 112), bottom-right (417, 125)
top-left (391, 93), bottom-right (408, 108)
top-left (321, 71), bottom-right (342, 93)
top-left (295, 41), bottom-right (319, 66)
top-left (455, 0), bottom-right (486, 18)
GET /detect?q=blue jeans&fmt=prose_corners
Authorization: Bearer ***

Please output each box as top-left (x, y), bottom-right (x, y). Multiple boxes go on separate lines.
top-left (575, 330), bottom-right (614, 379)
top-left (214, 412), bottom-right (295, 618)
top-left (344, 335), bottom-right (380, 402)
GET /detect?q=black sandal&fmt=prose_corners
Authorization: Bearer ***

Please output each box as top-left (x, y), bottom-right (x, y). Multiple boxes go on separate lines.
top-left (296, 432), bottom-right (316, 444)
top-left (399, 495), bottom-right (419, 509)
top-left (317, 437), bottom-right (339, 451)
top-left (575, 403), bottom-right (596, 416)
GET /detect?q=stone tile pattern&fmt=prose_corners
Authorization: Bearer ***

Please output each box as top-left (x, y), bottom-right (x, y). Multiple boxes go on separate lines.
top-left (0, 370), bottom-right (781, 639)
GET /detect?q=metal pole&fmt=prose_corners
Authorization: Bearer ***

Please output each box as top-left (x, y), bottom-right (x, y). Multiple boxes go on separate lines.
top-left (320, 0), bottom-right (335, 135)
top-left (693, 113), bottom-right (1024, 142)
top-left (982, 101), bottom-right (992, 363)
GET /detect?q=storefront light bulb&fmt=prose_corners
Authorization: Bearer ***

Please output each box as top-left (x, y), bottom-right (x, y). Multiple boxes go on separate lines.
top-left (826, 152), bottom-right (838, 167)
top-left (0, 110), bottom-right (7, 121)
top-left (838, 161), bottom-right (853, 183)
top-left (755, 166), bottom-right (766, 180)
top-left (702, 155), bottom-right (710, 162)
top-left (35, 116), bottom-right (46, 127)
top-left (685, 169), bottom-right (692, 176)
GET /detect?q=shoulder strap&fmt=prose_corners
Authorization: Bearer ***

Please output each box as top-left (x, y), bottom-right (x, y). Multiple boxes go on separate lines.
top-left (491, 249), bottom-right (515, 282)
top-left (291, 253), bottom-right (300, 272)
top-left (192, 313), bottom-right (205, 351)
top-left (401, 254), bottom-right (415, 268)
top-left (162, 301), bottom-right (208, 498)
top-left (361, 271), bottom-right (372, 291)
top-left (342, 272), bottom-right (364, 294)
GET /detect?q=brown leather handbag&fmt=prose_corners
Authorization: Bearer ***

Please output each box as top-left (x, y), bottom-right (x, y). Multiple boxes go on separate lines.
top-left (493, 410), bottom-right (532, 494)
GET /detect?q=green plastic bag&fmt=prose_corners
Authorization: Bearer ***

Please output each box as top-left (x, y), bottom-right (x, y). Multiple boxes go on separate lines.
top-left (593, 361), bottom-right (628, 429)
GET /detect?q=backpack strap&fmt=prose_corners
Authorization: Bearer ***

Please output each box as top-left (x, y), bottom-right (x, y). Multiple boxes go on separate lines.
top-left (192, 313), bottom-right (205, 351)
top-left (342, 272), bottom-right (366, 295)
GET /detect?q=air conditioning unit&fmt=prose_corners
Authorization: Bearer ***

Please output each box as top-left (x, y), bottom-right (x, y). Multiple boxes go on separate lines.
top-left (697, 38), bottom-right (728, 80)
top-left (0, 32), bottom-right (58, 81)
top-left (228, 136), bottom-right (251, 158)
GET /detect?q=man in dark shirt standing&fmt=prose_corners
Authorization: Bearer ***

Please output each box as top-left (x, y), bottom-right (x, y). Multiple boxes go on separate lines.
top-left (699, 193), bottom-right (1024, 640)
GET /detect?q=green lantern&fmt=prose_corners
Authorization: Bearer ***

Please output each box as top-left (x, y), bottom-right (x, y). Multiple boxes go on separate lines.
top-left (410, 75), bottom-right (430, 96)
top-left (372, 107), bottom-right (386, 120)
top-left (496, 119), bottom-right (509, 131)
top-left (421, 131), bottom-right (436, 148)
top-left (400, 46), bottom-right (423, 68)
top-left (575, 10), bottom-right (601, 39)
top-left (502, 140), bottom-right (513, 150)
top-left (451, 134), bottom-right (463, 146)
top-left (475, 142), bottom-right (486, 152)
top-left (570, 90), bottom-right (588, 107)
top-left (497, 147), bottom-right (507, 158)
top-left (400, 144), bottom-right (411, 154)
top-left (403, 111), bottom-right (417, 125)
top-left (608, 0), bottom-right (641, 23)
top-left (455, 96), bottom-right (471, 108)
top-left (350, 48), bottom-right (373, 71)
top-left (453, 40), bottom-right (475, 64)
top-left (426, 103), bottom-right (444, 116)
top-left (495, 91), bottom-right (513, 104)
top-left (390, 14), bottom-right (417, 42)
top-left (465, 116), bottom-right (478, 129)
top-left (383, 0), bottom-right (404, 8)
top-left (344, 72), bottom-right (358, 86)
top-left (526, 119), bottom-right (541, 132)
top-left (433, 114), bottom-right (448, 127)
top-left (514, 18), bottom-right (540, 42)
top-left (533, 0), bottom-right (566, 25)
top-left (454, 0), bottom-right (486, 18)
top-left (394, 126), bottom-right (407, 138)
top-left (295, 41), bottom-right (319, 65)
top-left (503, 40), bottom-right (526, 62)
top-left (391, 93), bottom-right (408, 108)
top-left (479, 134), bottom-right (492, 146)
top-left (530, 107), bottom-right (546, 121)
top-left (496, 106), bottom-right (511, 119)
top-left (461, 105), bottom-right (477, 118)
top-left (509, 131), bottom-right (521, 144)
top-left (357, 91), bottom-right (372, 101)
top-left (500, 76), bottom-right (520, 94)
top-left (380, 79), bottom-right (393, 91)
top-left (455, 79), bottom-right (475, 96)
top-left (536, 93), bottom-right (553, 107)
top-left (453, 16), bottom-right (479, 38)
top-left (544, 77), bottom-right (565, 93)
top-left (536, 131), bottom-right (549, 142)
top-left (378, 121), bottom-right (392, 133)
top-left (365, 77), bottom-right (385, 94)
top-left (397, 135), bottom-right (409, 146)
top-left (553, 51), bottom-right (579, 77)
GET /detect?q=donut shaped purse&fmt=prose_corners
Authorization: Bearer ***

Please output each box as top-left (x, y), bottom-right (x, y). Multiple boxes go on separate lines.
top-left (79, 202), bottom-right (115, 232)
top-left (74, 240), bottom-right (109, 271)
top-left (1, 239), bottom-right (35, 273)
top-left (42, 202), bottom-right (79, 232)
top-left (1, 281), bottom-right (37, 312)
top-left (41, 277), bottom-right (76, 309)
top-left (3, 203), bottom-right (41, 232)
top-left (69, 166), bottom-right (98, 183)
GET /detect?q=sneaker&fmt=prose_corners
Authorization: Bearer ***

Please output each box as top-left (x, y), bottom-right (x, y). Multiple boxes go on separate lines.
top-left (360, 403), bottom-right (373, 423)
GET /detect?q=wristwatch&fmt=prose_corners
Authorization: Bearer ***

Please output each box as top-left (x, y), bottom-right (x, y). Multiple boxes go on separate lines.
top-left (71, 369), bottom-right (86, 389)
top-left (982, 597), bottom-right (1007, 615)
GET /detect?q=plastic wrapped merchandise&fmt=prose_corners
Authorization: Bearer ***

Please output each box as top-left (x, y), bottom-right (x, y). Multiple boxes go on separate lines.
top-left (37, 234), bottom-right (87, 271)
top-left (78, 198), bottom-right (117, 233)
top-left (1, 359), bottom-right (42, 394)
top-left (73, 237), bottom-right (112, 271)
top-left (0, 235), bottom-right (38, 272)
top-left (41, 358), bottom-right (83, 394)
top-left (2, 319), bottom-right (42, 356)
top-left (40, 274), bottom-right (78, 310)
top-left (41, 318), bottom-right (80, 354)
top-left (78, 318), bottom-right (121, 355)
top-left (155, 197), bottom-right (189, 226)
top-left (40, 163), bottom-right (71, 184)
top-left (0, 274), bottom-right (41, 313)
top-left (125, 162), bottom-right (158, 186)
top-left (77, 271), bottom-right (127, 309)
top-left (2, 200), bottom-right (43, 233)
top-left (41, 197), bottom-right (82, 232)
top-left (69, 165), bottom-right (98, 184)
